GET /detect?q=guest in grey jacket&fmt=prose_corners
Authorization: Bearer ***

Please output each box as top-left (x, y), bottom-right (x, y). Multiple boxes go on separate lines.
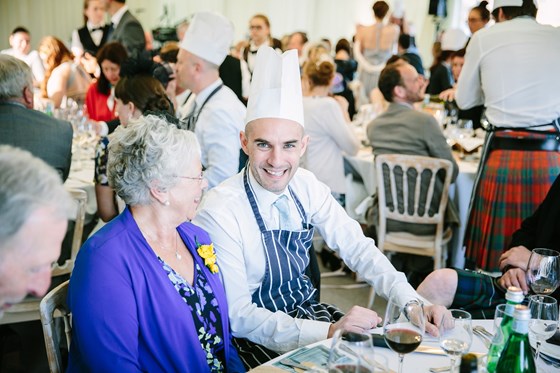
top-left (106, 0), bottom-right (146, 57)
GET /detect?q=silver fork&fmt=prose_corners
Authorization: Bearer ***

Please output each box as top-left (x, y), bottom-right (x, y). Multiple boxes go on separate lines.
top-left (472, 326), bottom-right (493, 348)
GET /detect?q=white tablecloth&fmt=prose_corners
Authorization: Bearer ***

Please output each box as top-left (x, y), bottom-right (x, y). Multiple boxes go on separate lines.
top-left (266, 319), bottom-right (493, 372)
top-left (64, 145), bottom-right (97, 222)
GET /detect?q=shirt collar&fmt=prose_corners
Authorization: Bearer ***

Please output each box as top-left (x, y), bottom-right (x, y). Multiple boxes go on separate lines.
top-left (194, 78), bottom-right (222, 107)
top-left (111, 5), bottom-right (128, 27)
top-left (86, 20), bottom-right (104, 31)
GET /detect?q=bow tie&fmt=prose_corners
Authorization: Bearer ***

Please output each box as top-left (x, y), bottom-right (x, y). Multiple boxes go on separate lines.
top-left (249, 49), bottom-right (258, 54)
top-left (90, 27), bottom-right (103, 32)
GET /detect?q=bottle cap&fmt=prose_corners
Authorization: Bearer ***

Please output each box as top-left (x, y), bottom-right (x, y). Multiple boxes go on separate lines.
top-left (513, 305), bottom-right (530, 321)
top-left (505, 286), bottom-right (524, 303)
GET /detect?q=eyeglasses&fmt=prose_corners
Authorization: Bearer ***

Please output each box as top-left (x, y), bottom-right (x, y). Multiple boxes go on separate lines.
top-left (249, 25), bottom-right (263, 30)
top-left (176, 172), bottom-right (204, 183)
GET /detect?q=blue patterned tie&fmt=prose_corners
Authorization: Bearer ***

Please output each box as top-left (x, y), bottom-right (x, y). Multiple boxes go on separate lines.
top-left (273, 195), bottom-right (293, 231)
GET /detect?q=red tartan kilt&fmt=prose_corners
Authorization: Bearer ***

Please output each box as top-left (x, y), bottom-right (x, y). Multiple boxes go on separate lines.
top-left (465, 144), bottom-right (560, 271)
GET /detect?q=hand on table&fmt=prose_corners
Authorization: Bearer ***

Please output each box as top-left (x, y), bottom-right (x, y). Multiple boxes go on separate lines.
top-left (327, 305), bottom-right (382, 338)
top-left (498, 268), bottom-right (529, 294)
top-left (499, 245), bottom-right (531, 271)
top-left (424, 304), bottom-right (449, 337)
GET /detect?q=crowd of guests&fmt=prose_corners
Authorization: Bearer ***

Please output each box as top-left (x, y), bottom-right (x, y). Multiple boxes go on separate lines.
top-left (1, 0), bottom-right (560, 371)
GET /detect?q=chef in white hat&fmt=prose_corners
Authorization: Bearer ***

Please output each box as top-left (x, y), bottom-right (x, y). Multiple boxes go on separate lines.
top-left (193, 46), bottom-right (448, 369)
top-left (175, 11), bottom-right (246, 189)
top-left (452, 0), bottom-right (560, 272)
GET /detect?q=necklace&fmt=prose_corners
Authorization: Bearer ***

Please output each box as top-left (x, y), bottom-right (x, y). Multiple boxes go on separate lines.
top-left (140, 227), bottom-right (181, 261)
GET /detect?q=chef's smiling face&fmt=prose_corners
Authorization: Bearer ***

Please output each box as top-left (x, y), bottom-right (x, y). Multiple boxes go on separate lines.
top-left (241, 118), bottom-right (308, 194)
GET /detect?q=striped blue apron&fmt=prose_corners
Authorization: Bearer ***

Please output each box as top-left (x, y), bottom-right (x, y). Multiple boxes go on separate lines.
top-left (233, 168), bottom-right (344, 369)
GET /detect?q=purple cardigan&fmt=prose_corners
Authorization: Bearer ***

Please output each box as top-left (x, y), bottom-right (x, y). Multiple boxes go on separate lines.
top-left (67, 207), bottom-right (244, 372)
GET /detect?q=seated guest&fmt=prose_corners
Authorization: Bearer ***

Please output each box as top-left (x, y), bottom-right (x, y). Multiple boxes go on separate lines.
top-left (398, 33), bottom-right (424, 76)
top-left (84, 42), bottom-right (127, 122)
top-left (68, 114), bottom-right (244, 372)
top-left (193, 46), bottom-right (447, 369)
top-left (418, 173), bottom-right (560, 318)
top-left (38, 36), bottom-right (91, 108)
top-left (94, 58), bottom-right (174, 222)
top-left (332, 38), bottom-right (358, 119)
top-left (0, 146), bottom-right (72, 317)
top-left (302, 54), bottom-right (359, 206)
top-left (1, 26), bottom-right (45, 86)
top-left (426, 29), bottom-right (467, 96)
top-left (366, 61), bottom-right (459, 285)
top-left (0, 55), bottom-right (73, 181)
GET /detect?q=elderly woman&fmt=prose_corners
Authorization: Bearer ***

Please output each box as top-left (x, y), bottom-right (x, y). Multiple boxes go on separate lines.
top-left (38, 36), bottom-right (91, 108)
top-left (68, 114), bottom-right (244, 372)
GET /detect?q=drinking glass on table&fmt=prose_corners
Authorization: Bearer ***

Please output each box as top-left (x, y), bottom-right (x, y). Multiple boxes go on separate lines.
top-left (528, 295), bottom-right (558, 363)
top-left (328, 329), bottom-right (376, 372)
top-left (439, 309), bottom-right (473, 373)
top-left (383, 296), bottom-right (425, 373)
top-left (526, 248), bottom-right (560, 295)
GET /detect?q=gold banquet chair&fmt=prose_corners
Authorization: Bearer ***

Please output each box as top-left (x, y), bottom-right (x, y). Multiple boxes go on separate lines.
top-left (39, 280), bottom-right (71, 373)
top-left (375, 154), bottom-right (453, 270)
top-left (0, 188), bottom-right (86, 324)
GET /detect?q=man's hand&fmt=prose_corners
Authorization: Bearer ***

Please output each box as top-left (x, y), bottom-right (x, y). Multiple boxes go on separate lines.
top-left (499, 246), bottom-right (531, 271)
top-left (424, 304), bottom-right (449, 337)
top-left (439, 88), bottom-right (456, 102)
top-left (328, 306), bottom-right (382, 338)
top-left (498, 268), bottom-right (529, 294)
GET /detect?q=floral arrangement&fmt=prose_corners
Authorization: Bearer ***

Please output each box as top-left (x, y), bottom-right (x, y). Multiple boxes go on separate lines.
top-left (196, 237), bottom-right (219, 274)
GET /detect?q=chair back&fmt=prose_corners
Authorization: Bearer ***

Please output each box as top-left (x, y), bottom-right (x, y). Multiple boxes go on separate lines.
top-left (39, 280), bottom-right (71, 373)
top-left (52, 189), bottom-right (87, 277)
top-left (375, 154), bottom-right (452, 242)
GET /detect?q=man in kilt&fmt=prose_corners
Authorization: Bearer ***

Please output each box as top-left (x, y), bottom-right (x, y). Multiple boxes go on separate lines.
top-left (455, 0), bottom-right (560, 271)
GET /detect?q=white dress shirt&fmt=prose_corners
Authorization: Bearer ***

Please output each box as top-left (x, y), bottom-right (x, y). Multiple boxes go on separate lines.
top-left (110, 5), bottom-right (129, 29)
top-left (1, 49), bottom-right (45, 83)
top-left (302, 96), bottom-right (360, 194)
top-left (193, 167), bottom-right (427, 353)
top-left (71, 20), bottom-right (105, 57)
top-left (456, 17), bottom-right (560, 128)
top-left (192, 78), bottom-right (246, 188)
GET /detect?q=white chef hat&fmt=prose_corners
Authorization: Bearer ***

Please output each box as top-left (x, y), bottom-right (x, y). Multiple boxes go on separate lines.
top-left (441, 28), bottom-right (468, 51)
top-left (245, 47), bottom-right (304, 127)
top-left (492, 0), bottom-right (522, 10)
top-left (179, 11), bottom-right (233, 66)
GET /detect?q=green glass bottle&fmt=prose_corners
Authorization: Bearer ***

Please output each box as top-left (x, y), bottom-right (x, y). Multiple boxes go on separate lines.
top-left (486, 286), bottom-right (524, 373)
top-left (460, 353), bottom-right (479, 373)
top-left (495, 305), bottom-right (536, 373)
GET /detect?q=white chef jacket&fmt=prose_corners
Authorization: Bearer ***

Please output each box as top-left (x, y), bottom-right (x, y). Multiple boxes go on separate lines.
top-left (193, 167), bottom-right (427, 353)
top-left (192, 78), bottom-right (246, 188)
top-left (456, 17), bottom-right (560, 128)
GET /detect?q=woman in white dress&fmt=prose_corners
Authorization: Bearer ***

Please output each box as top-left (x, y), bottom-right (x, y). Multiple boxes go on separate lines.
top-left (38, 36), bottom-right (91, 108)
top-left (301, 54), bottom-right (360, 206)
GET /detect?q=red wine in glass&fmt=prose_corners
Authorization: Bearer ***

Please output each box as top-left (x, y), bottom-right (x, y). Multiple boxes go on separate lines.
top-left (385, 328), bottom-right (423, 354)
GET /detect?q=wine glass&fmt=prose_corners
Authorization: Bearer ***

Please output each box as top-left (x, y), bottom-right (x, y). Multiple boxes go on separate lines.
top-left (383, 297), bottom-right (425, 373)
top-left (528, 295), bottom-right (559, 363)
top-left (526, 248), bottom-right (560, 295)
top-left (328, 329), bottom-right (375, 372)
top-left (439, 309), bottom-right (473, 373)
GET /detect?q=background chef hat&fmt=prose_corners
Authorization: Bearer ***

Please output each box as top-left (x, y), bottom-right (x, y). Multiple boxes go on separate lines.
top-left (493, 0), bottom-right (537, 10)
top-left (179, 11), bottom-right (233, 66)
top-left (441, 28), bottom-right (468, 51)
top-left (245, 46), bottom-right (304, 127)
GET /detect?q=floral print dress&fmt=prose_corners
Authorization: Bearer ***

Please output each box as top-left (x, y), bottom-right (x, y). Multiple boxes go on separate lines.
top-left (160, 259), bottom-right (225, 372)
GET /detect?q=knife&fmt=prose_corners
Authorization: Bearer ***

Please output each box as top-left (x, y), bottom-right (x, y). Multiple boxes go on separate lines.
top-left (370, 334), bottom-right (484, 357)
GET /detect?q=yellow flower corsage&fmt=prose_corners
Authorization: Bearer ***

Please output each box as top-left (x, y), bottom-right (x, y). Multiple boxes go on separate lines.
top-left (196, 237), bottom-right (219, 274)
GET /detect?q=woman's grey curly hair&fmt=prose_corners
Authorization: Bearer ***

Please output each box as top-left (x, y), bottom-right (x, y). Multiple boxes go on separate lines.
top-left (107, 114), bottom-right (200, 206)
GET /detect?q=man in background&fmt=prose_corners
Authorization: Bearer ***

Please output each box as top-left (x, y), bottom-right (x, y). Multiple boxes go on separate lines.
top-left (0, 54), bottom-right (72, 181)
top-left (175, 11), bottom-right (246, 188)
top-left (105, 0), bottom-right (146, 57)
top-left (1, 26), bottom-right (44, 86)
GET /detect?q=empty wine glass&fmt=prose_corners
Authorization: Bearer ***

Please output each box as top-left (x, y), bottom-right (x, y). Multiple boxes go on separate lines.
top-left (328, 329), bottom-right (375, 372)
top-left (528, 295), bottom-right (558, 363)
top-left (383, 296), bottom-right (425, 373)
top-left (439, 309), bottom-right (473, 373)
top-left (526, 248), bottom-right (560, 295)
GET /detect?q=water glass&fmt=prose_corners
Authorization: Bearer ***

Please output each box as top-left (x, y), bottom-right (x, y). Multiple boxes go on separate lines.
top-left (328, 329), bottom-right (375, 373)
top-left (526, 248), bottom-right (560, 295)
top-left (439, 309), bottom-right (473, 373)
top-left (528, 294), bottom-right (558, 362)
